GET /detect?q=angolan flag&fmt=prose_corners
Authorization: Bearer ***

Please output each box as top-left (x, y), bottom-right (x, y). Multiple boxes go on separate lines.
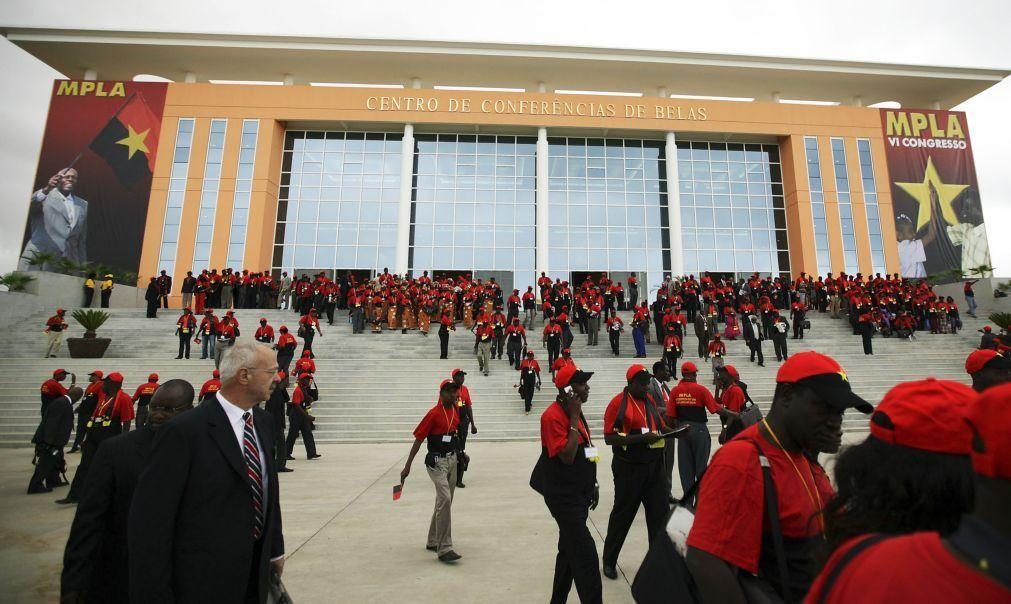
top-left (89, 92), bottom-right (161, 189)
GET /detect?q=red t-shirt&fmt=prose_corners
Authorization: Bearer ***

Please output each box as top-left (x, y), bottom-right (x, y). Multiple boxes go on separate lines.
top-left (603, 392), bottom-right (657, 434)
top-left (805, 532), bottom-right (1011, 604)
top-left (132, 382), bottom-right (160, 404)
top-left (41, 379), bottom-right (69, 399)
top-left (666, 380), bottom-right (719, 418)
top-left (551, 357), bottom-right (575, 374)
top-left (91, 390), bottom-right (136, 422)
top-left (413, 403), bottom-right (460, 440)
top-left (720, 383), bottom-right (746, 413)
top-left (687, 424), bottom-right (834, 574)
top-left (456, 385), bottom-right (473, 408)
top-left (540, 400), bottom-right (589, 458)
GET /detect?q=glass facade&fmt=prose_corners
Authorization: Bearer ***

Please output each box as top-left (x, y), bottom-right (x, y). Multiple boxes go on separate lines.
top-left (268, 129), bottom-right (796, 287)
top-left (805, 137), bottom-right (832, 275)
top-left (547, 137), bottom-right (668, 288)
top-left (226, 120), bottom-right (260, 268)
top-left (192, 119), bottom-right (226, 270)
top-left (831, 138), bottom-right (858, 272)
top-left (857, 139), bottom-right (886, 274)
top-left (273, 131), bottom-right (402, 274)
top-left (410, 134), bottom-right (536, 290)
top-left (157, 118), bottom-right (195, 275)
top-left (679, 141), bottom-right (789, 277)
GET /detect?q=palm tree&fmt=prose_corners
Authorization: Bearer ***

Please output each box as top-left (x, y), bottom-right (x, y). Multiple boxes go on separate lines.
top-left (71, 309), bottom-right (110, 339)
top-left (0, 272), bottom-right (34, 292)
top-left (22, 250), bottom-right (58, 271)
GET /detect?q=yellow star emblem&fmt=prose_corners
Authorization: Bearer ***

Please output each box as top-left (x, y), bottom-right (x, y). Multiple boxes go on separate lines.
top-left (894, 157), bottom-right (967, 231)
top-left (115, 124), bottom-right (151, 160)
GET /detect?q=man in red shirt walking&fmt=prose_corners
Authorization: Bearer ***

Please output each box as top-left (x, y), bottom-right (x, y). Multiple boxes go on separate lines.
top-left (399, 379), bottom-right (464, 563)
top-left (131, 373), bottom-right (160, 428)
top-left (665, 361), bottom-right (720, 502)
top-left (601, 364), bottom-right (671, 580)
top-left (686, 352), bottom-right (872, 603)
top-left (44, 308), bottom-right (69, 358)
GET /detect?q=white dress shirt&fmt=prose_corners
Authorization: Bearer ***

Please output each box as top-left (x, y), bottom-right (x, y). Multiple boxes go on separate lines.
top-left (216, 392), bottom-right (271, 527)
top-left (64, 193), bottom-right (77, 229)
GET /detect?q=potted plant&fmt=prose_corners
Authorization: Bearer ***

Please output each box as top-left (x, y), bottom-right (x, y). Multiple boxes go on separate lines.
top-left (0, 272), bottom-right (34, 292)
top-left (67, 309), bottom-right (112, 358)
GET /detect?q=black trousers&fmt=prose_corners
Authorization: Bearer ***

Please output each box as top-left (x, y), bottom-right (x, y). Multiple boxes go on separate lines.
top-left (439, 330), bottom-right (449, 358)
top-left (697, 335), bottom-right (710, 359)
top-left (609, 329), bottom-right (620, 355)
top-left (749, 339), bottom-right (765, 364)
top-left (29, 446), bottom-right (63, 491)
top-left (286, 412), bottom-right (317, 457)
top-left (70, 414), bottom-right (88, 450)
top-left (773, 336), bottom-right (789, 361)
top-left (493, 333), bottom-right (506, 359)
top-left (100, 290), bottom-right (111, 308)
top-left (547, 341), bottom-right (560, 369)
top-left (160, 294), bottom-right (169, 308)
top-left (274, 428), bottom-right (287, 470)
top-left (456, 414), bottom-right (471, 485)
top-left (793, 319), bottom-right (805, 338)
top-left (602, 455), bottom-right (668, 567)
top-left (302, 331), bottom-right (315, 356)
top-left (83, 287), bottom-right (94, 308)
top-left (507, 340), bottom-right (523, 368)
top-left (546, 497), bottom-right (603, 604)
top-left (277, 353), bottom-right (294, 377)
top-left (178, 333), bottom-right (191, 358)
top-left (862, 333), bottom-right (873, 355)
top-left (67, 436), bottom-right (99, 499)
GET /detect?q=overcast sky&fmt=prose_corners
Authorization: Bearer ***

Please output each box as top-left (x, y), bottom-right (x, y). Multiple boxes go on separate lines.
top-left (1, 0), bottom-right (1009, 275)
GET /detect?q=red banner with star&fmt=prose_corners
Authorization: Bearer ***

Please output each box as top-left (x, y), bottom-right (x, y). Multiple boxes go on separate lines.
top-left (880, 108), bottom-right (990, 279)
top-left (19, 80), bottom-right (168, 278)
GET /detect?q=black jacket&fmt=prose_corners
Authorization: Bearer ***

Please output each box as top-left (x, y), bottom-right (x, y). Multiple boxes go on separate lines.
top-left (128, 397), bottom-right (283, 604)
top-left (32, 394), bottom-right (74, 448)
top-left (62, 427), bottom-right (156, 603)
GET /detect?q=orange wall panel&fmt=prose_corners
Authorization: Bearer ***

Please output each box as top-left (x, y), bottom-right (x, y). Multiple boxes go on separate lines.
top-left (139, 115), bottom-right (179, 284)
top-left (780, 135), bottom-right (817, 277)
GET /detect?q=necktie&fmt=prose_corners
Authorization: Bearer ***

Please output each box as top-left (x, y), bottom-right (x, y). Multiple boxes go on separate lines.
top-left (242, 412), bottom-right (265, 539)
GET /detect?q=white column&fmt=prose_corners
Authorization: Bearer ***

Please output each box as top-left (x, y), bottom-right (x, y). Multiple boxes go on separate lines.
top-left (536, 81), bottom-right (547, 93)
top-left (536, 127), bottom-right (550, 281)
top-left (184, 71), bottom-right (197, 83)
top-left (282, 74), bottom-right (295, 86)
top-left (394, 123), bottom-right (415, 276)
top-left (83, 69), bottom-right (97, 81)
top-left (665, 132), bottom-right (684, 277)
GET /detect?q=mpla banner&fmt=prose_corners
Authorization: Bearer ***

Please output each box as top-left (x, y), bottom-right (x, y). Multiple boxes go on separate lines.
top-left (880, 108), bottom-right (990, 279)
top-left (19, 80), bottom-right (168, 277)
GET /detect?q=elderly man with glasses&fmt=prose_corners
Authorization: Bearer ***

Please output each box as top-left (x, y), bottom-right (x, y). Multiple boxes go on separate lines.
top-left (129, 341), bottom-right (287, 604)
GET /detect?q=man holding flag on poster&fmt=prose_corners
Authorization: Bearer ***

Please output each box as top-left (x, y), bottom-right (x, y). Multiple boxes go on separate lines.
top-left (19, 88), bottom-right (162, 272)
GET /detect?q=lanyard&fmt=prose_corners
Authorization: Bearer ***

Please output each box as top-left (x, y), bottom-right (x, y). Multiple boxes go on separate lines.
top-left (629, 398), bottom-right (651, 431)
top-left (441, 404), bottom-right (457, 432)
top-left (761, 419), bottom-right (825, 533)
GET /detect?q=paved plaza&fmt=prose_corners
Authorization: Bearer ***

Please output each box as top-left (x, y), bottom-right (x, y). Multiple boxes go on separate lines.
top-left (0, 431), bottom-right (867, 602)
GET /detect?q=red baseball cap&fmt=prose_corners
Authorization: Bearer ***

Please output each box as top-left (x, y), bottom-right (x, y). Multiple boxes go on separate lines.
top-left (88, 370), bottom-right (103, 378)
top-left (776, 351), bottom-right (872, 414)
top-left (451, 368), bottom-right (467, 377)
top-left (440, 378), bottom-right (461, 391)
top-left (279, 325), bottom-right (288, 332)
top-left (212, 369), bottom-right (220, 378)
top-left (869, 379), bottom-right (976, 455)
top-left (965, 349), bottom-right (1011, 375)
top-left (967, 382), bottom-right (1011, 480)
top-left (681, 361), bottom-right (698, 374)
top-left (626, 364), bottom-right (650, 382)
top-left (56, 308), bottom-right (65, 314)
top-left (148, 373), bottom-right (159, 381)
top-left (562, 348), bottom-right (571, 354)
top-left (105, 372), bottom-right (124, 384)
top-left (554, 364), bottom-right (593, 389)
top-left (53, 369), bottom-right (68, 377)
top-left (721, 364), bottom-right (740, 379)
top-left (983, 326), bottom-right (992, 332)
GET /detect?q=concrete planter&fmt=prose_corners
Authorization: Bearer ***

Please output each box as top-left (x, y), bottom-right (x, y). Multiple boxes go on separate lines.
top-left (67, 336), bottom-right (111, 358)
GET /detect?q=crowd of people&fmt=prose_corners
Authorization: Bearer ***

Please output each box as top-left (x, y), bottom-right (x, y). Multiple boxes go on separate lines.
top-left (25, 265), bottom-right (1011, 603)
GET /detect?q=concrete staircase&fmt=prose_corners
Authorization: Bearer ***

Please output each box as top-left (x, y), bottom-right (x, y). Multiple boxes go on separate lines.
top-left (1, 302), bottom-right (984, 446)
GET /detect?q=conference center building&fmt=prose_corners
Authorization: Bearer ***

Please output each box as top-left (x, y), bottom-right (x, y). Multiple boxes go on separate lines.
top-left (9, 30), bottom-right (1007, 294)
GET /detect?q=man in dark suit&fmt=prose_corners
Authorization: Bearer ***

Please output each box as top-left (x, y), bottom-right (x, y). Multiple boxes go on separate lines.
top-left (61, 380), bottom-right (195, 603)
top-left (129, 341), bottom-right (285, 604)
top-left (29, 386), bottom-right (83, 493)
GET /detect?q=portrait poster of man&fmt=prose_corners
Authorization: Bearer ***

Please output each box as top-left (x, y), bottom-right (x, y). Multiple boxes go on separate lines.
top-left (19, 80), bottom-right (168, 275)
top-left (880, 108), bottom-right (991, 279)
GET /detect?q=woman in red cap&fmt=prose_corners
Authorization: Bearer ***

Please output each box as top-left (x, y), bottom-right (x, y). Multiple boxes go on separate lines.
top-left (820, 379), bottom-right (977, 557)
top-left (808, 383), bottom-right (1011, 603)
top-left (530, 363), bottom-right (600, 604)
